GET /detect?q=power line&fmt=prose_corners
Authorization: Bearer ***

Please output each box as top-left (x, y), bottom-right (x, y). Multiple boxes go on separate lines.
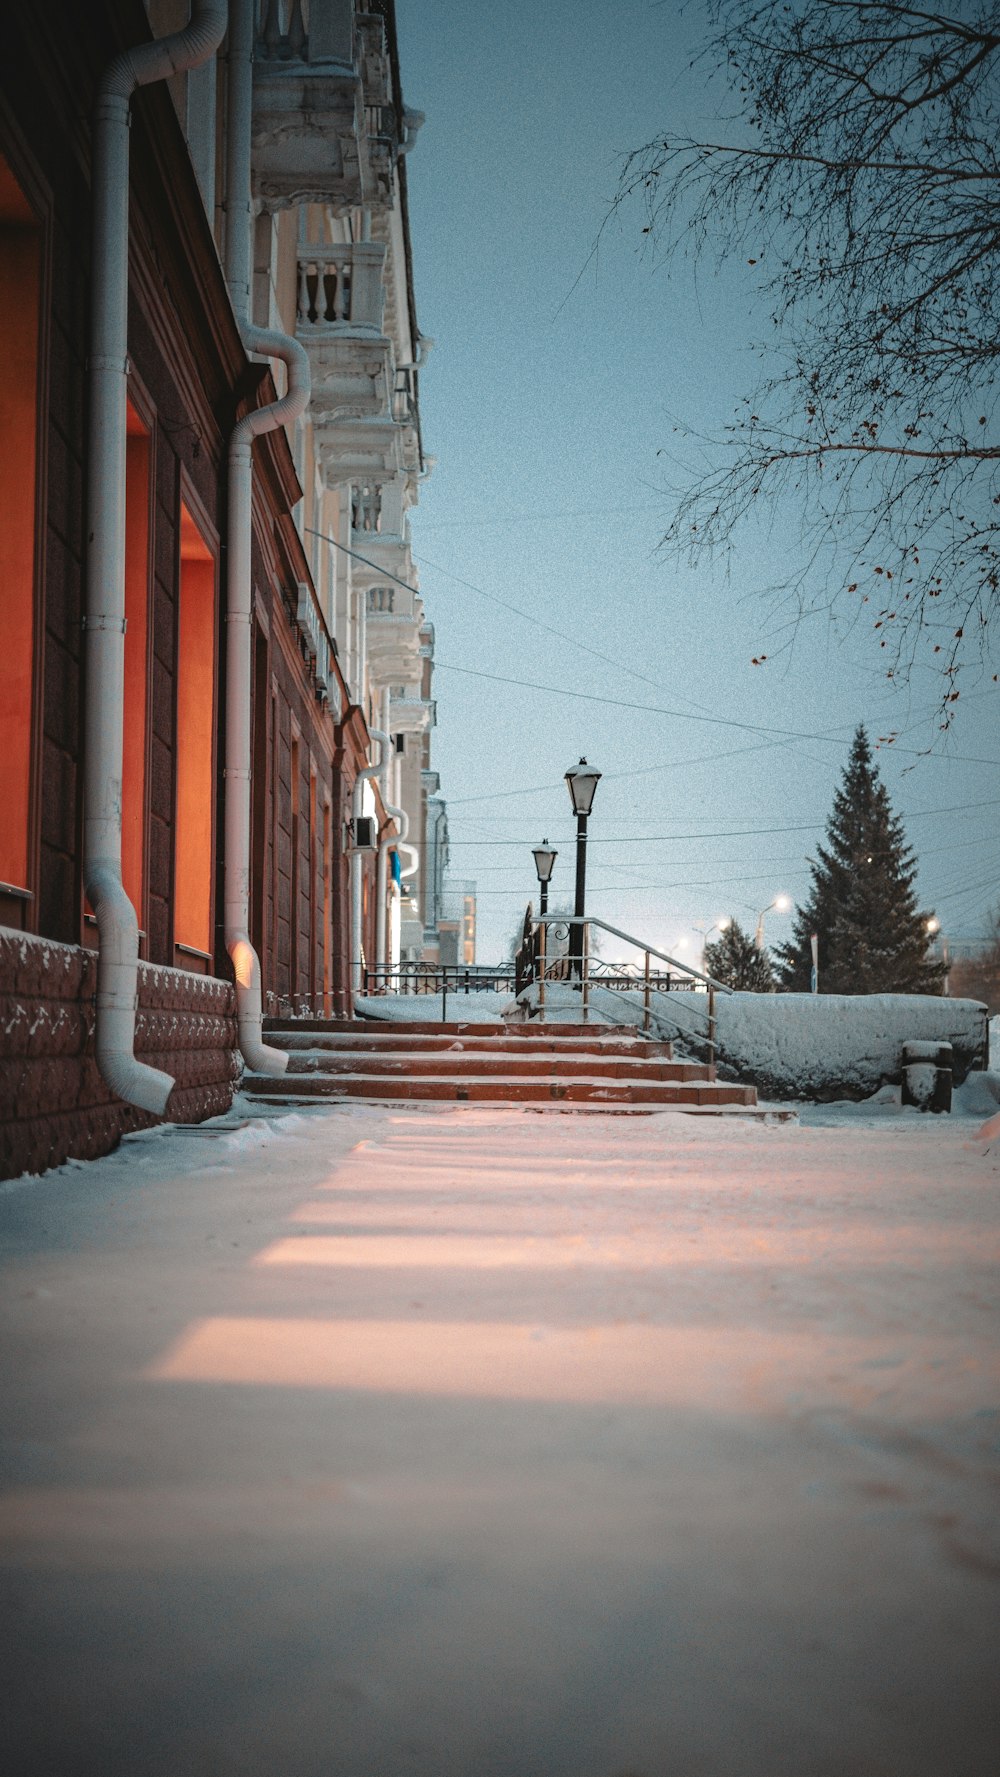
top-left (444, 735), bottom-right (840, 805)
top-left (413, 550), bottom-right (731, 724)
top-left (445, 824), bottom-right (827, 848)
top-left (305, 521), bottom-right (724, 725)
top-left (435, 660), bottom-right (1000, 765)
top-left (416, 503), bottom-right (665, 530)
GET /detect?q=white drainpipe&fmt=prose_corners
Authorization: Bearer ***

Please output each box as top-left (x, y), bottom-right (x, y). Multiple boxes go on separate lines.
top-left (351, 732), bottom-right (388, 998)
top-left (373, 717), bottom-right (394, 971)
top-left (374, 692), bottom-right (418, 971)
top-left (84, 1), bottom-right (227, 1114)
top-left (224, 0), bottom-right (309, 1073)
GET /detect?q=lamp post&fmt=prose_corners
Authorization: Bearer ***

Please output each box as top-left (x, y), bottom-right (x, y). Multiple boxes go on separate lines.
top-left (754, 893), bottom-right (791, 950)
top-left (926, 916), bottom-right (950, 994)
top-left (532, 839), bottom-right (557, 918)
top-left (564, 758), bottom-right (601, 978)
top-left (693, 917), bottom-right (730, 971)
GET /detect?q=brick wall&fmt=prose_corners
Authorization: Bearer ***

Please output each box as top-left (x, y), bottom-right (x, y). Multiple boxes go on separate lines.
top-left (0, 928), bottom-right (238, 1179)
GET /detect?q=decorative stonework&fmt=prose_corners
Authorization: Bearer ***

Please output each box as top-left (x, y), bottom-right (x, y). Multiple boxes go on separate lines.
top-left (251, 13), bottom-right (400, 212)
top-left (0, 930), bottom-right (239, 1179)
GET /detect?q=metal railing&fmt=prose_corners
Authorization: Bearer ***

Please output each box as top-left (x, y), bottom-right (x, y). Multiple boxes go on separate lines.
top-left (361, 963), bottom-right (516, 1024)
top-left (514, 909), bottom-right (732, 1070)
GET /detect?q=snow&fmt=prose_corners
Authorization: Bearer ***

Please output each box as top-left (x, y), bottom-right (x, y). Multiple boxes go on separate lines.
top-left (356, 989), bottom-right (516, 1022)
top-left (1, 1095), bottom-right (998, 1773)
top-left (520, 981), bottom-right (989, 1101)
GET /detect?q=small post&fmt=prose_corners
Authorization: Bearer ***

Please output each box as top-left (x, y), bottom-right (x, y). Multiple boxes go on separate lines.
top-left (442, 973), bottom-right (448, 1024)
top-left (707, 984), bottom-right (716, 1077)
top-left (643, 949), bottom-right (651, 1036)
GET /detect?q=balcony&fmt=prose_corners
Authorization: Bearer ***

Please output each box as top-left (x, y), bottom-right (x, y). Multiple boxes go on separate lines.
top-left (297, 240), bottom-right (392, 422)
top-left (252, 3), bottom-right (400, 211)
top-left (365, 583), bottom-right (424, 686)
top-left (347, 477), bottom-right (418, 587)
top-left (314, 417), bottom-right (404, 490)
top-left (390, 686), bottom-right (436, 734)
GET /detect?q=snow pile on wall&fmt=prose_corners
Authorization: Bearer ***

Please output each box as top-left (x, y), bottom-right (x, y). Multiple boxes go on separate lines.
top-left (356, 991), bottom-right (515, 1024)
top-left (707, 991), bottom-right (987, 1101)
top-left (519, 981), bottom-right (988, 1102)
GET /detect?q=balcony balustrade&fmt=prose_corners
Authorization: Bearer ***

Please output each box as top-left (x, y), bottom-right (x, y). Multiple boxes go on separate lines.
top-left (297, 241), bottom-right (386, 335)
top-left (352, 481), bottom-right (383, 534)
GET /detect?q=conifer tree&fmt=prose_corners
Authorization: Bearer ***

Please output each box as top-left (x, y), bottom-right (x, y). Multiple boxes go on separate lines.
top-left (775, 727), bottom-right (944, 994)
top-left (704, 919), bottom-right (775, 992)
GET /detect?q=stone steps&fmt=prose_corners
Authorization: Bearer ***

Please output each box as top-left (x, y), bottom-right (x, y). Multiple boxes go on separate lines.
top-left (247, 1071), bottom-right (755, 1107)
top-left (282, 1052), bottom-right (706, 1081)
top-left (272, 1033), bottom-right (672, 1056)
top-left (242, 1019), bottom-right (758, 1113)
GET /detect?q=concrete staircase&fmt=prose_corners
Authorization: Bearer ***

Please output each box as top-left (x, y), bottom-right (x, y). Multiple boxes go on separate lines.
top-left (243, 1019), bottom-right (758, 1113)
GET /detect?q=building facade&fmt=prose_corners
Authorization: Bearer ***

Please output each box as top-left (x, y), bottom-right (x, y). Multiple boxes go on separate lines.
top-left (0, 0), bottom-right (444, 1178)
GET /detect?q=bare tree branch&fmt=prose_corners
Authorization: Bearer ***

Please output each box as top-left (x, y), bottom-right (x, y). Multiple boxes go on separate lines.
top-left (614, 0), bottom-right (1000, 719)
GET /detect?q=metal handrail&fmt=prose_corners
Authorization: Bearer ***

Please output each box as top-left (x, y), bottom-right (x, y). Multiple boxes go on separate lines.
top-left (536, 914), bottom-right (732, 995)
top-left (514, 909), bottom-right (730, 1069)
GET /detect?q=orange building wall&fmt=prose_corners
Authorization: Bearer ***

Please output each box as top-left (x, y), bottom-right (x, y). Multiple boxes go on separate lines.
top-left (0, 164), bottom-right (40, 891)
top-left (122, 417), bottom-right (151, 919)
top-left (174, 509), bottom-right (215, 956)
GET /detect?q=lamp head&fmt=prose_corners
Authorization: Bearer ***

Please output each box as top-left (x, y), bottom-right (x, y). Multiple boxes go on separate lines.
top-left (565, 757), bottom-right (601, 817)
top-left (532, 840), bottom-right (557, 884)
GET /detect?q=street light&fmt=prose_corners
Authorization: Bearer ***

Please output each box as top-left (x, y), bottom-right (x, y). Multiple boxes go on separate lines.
top-left (926, 916), bottom-right (950, 993)
top-left (754, 893), bottom-right (791, 950)
top-left (532, 839), bottom-right (557, 918)
top-left (693, 917), bottom-right (730, 969)
top-left (565, 758), bottom-right (601, 978)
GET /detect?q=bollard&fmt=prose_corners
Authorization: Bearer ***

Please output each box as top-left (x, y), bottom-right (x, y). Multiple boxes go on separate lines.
top-left (901, 1040), bottom-right (953, 1113)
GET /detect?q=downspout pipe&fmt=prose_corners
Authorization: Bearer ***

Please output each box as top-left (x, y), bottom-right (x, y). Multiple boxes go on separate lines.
top-left (376, 692), bottom-right (418, 902)
top-left (84, 1), bottom-right (227, 1115)
top-left (224, 0), bottom-right (310, 1074)
top-left (225, 327), bottom-right (309, 1073)
top-left (370, 727), bottom-right (392, 974)
top-left (350, 733), bottom-right (388, 998)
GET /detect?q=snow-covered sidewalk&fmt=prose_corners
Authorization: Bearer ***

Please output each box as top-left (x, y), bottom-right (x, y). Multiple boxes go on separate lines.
top-left (1, 1100), bottom-right (998, 1775)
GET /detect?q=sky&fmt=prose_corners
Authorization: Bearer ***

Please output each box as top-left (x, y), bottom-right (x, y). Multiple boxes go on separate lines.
top-left (394, 0), bottom-right (1000, 967)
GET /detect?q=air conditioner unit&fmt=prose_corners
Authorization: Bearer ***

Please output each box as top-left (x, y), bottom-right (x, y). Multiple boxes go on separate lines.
top-left (353, 815), bottom-right (377, 851)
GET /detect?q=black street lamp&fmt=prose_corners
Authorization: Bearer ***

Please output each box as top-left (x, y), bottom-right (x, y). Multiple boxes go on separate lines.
top-left (564, 758), bottom-right (601, 978)
top-left (532, 839), bottom-right (557, 917)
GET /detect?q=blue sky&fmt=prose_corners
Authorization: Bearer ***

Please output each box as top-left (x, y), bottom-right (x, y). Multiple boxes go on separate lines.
top-left (395, 0), bottom-right (1000, 964)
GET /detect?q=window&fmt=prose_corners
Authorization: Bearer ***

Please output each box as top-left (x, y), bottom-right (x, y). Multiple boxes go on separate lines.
top-left (173, 501), bottom-right (216, 961)
top-left (0, 153), bottom-right (42, 915)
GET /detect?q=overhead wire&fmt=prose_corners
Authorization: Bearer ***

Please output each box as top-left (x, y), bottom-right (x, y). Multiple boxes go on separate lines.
top-left (434, 660), bottom-right (1000, 766)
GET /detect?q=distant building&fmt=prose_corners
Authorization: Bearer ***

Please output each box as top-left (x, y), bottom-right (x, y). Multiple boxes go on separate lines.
top-left (438, 881), bottom-right (477, 969)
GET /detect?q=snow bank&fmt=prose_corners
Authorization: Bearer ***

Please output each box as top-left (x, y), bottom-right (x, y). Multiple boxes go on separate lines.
top-left (707, 991), bottom-right (988, 1102)
top-left (520, 981), bottom-right (989, 1102)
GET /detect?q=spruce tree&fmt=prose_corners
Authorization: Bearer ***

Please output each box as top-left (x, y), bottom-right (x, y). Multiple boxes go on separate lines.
top-left (775, 727), bottom-right (944, 995)
top-left (704, 919), bottom-right (775, 992)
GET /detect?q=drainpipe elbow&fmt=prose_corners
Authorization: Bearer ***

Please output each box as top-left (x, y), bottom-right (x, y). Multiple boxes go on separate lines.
top-left (238, 325), bottom-right (311, 437)
top-left (104, 2), bottom-right (227, 100)
top-left (86, 863), bottom-right (175, 1114)
top-left (228, 934), bottom-right (289, 1077)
